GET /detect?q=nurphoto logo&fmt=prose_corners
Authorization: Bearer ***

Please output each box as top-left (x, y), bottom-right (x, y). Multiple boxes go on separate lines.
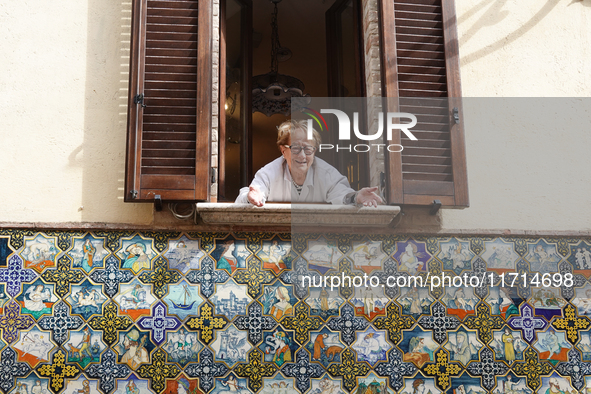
top-left (303, 107), bottom-right (418, 153)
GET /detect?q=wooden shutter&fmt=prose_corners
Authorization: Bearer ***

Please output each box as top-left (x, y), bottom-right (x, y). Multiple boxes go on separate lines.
top-left (380, 0), bottom-right (468, 207)
top-left (125, 0), bottom-right (212, 202)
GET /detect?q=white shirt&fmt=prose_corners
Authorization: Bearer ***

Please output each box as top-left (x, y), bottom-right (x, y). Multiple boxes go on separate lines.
top-left (235, 157), bottom-right (355, 205)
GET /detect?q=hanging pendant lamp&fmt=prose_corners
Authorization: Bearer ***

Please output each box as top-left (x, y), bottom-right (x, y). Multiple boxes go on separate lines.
top-left (252, 0), bottom-right (310, 116)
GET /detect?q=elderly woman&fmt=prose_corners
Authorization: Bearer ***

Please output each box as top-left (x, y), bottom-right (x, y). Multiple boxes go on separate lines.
top-left (235, 120), bottom-right (382, 207)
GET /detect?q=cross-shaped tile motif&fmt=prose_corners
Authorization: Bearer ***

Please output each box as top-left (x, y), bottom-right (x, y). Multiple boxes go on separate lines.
top-left (138, 301), bottom-right (181, 345)
top-left (185, 302), bottom-right (227, 344)
top-left (137, 349), bottom-right (180, 393)
top-left (281, 349), bottom-right (325, 393)
top-left (0, 255), bottom-right (36, 297)
top-left (185, 256), bottom-right (229, 298)
top-left (185, 348), bottom-right (229, 393)
top-left (37, 349), bottom-right (80, 394)
top-left (138, 257), bottom-right (180, 298)
top-left (87, 302), bottom-right (133, 345)
top-left (0, 301), bottom-right (34, 344)
top-left (86, 349), bottom-right (131, 394)
top-left (508, 302), bottom-right (547, 343)
top-left (40, 255), bottom-right (84, 297)
top-left (89, 255), bottom-right (134, 297)
top-left (37, 300), bottom-right (84, 344)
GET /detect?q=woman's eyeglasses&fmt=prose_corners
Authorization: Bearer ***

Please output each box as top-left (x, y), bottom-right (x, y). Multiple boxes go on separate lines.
top-left (284, 145), bottom-right (316, 155)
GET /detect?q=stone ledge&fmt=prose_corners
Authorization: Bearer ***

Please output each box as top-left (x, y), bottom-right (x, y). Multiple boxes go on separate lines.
top-left (195, 203), bottom-right (401, 227)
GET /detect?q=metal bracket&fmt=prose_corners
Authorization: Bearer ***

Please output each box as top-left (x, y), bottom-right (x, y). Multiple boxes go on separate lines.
top-left (429, 200), bottom-right (442, 215)
top-left (130, 190), bottom-right (138, 199)
top-left (154, 195), bottom-right (163, 211)
top-left (211, 168), bottom-right (217, 184)
top-left (134, 93), bottom-right (146, 108)
top-left (453, 107), bottom-right (460, 124)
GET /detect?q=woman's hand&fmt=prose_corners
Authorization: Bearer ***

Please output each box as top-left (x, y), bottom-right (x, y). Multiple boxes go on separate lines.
top-left (247, 186), bottom-right (265, 207)
top-left (355, 187), bottom-right (383, 208)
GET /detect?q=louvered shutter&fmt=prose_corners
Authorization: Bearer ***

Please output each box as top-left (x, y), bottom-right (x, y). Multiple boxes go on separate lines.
top-left (125, 0), bottom-right (212, 202)
top-left (380, 0), bottom-right (468, 207)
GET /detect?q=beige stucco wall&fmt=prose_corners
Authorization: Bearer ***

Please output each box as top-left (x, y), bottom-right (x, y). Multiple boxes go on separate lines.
top-left (0, 0), bottom-right (590, 231)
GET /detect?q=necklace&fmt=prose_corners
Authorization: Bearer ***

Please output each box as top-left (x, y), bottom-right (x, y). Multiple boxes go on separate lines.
top-left (292, 178), bottom-right (303, 194)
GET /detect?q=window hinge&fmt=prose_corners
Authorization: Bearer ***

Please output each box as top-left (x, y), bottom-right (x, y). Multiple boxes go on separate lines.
top-left (211, 168), bottom-right (217, 184)
top-left (453, 107), bottom-right (460, 124)
top-left (134, 93), bottom-right (146, 108)
top-left (130, 190), bottom-right (138, 199)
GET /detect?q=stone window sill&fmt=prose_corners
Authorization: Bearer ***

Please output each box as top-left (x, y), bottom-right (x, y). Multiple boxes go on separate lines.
top-left (195, 203), bottom-right (401, 227)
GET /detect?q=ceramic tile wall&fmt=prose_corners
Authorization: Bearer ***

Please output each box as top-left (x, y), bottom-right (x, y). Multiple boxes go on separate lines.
top-left (0, 229), bottom-right (590, 394)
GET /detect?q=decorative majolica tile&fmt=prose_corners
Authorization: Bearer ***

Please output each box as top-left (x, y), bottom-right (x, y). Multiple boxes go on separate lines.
top-left (302, 237), bottom-right (342, 275)
top-left (162, 279), bottom-right (203, 321)
top-left (481, 239), bottom-right (520, 272)
top-left (392, 239), bottom-right (430, 275)
top-left (164, 235), bottom-right (205, 275)
top-left (210, 238), bottom-right (250, 275)
top-left (305, 328), bottom-right (345, 367)
top-left (17, 279), bottom-right (58, 320)
top-left (116, 235), bottom-right (157, 274)
top-left (210, 279), bottom-right (251, 321)
top-left (347, 239), bottom-right (387, 274)
top-left (261, 280), bottom-right (297, 321)
top-left (65, 279), bottom-right (108, 321)
top-left (20, 234), bottom-right (60, 272)
top-left (13, 327), bottom-right (55, 368)
top-left (437, 238), bottom-right (475, 275)
top-left (305, 287), bottom-right (344, 321)
top-left (211, 324), bottom-right (251, 367)
top-left (1, 230), bottom-right (591, 394)
top-left (258, 237), bottom-right (294, 275)
top-left (114, 279), bottom-right (157, 321)
top-left (68, 235), bottom-right (109, 273)
top-left (351, 327), bottom-right (390, 366)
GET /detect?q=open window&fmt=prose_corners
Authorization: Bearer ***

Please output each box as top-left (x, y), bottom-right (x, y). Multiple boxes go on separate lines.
top-left (125, 0), bottom-right (468, 209)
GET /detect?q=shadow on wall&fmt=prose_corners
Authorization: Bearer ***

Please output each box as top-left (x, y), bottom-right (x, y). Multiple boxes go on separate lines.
top-left (457, 0), bottom-right (563, 66)
top-left (79, 0), bottom-right (152, 223)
